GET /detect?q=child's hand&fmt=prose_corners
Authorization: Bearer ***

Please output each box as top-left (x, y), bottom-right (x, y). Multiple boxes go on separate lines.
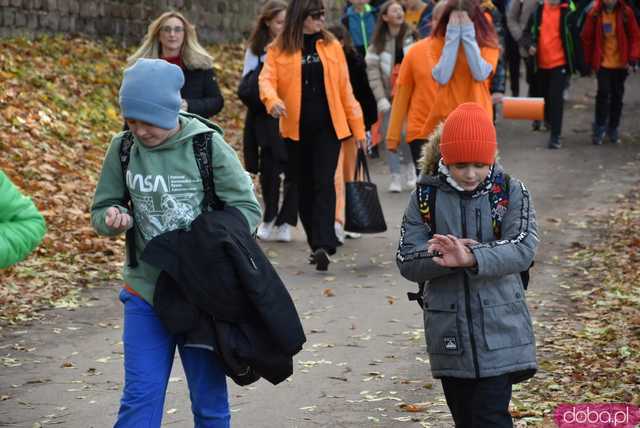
top-left (428, 234), bottom-right (477, 268)
top-left (105, 207), bottom-right (133, 232)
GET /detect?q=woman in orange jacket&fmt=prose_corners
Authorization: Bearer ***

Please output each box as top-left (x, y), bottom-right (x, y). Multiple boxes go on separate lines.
top-left (419, 0), bottom-right (500, 142)
top-left (259, 0), bottom-right (366, 271)
top-left (386, 1), bottom-right (446, 168)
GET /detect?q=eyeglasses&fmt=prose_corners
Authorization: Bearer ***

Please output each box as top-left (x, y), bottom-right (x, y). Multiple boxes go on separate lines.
top-left (307, 9), bottom-right (325, 20)
top-left (160, 26), bottom-right (184, 34)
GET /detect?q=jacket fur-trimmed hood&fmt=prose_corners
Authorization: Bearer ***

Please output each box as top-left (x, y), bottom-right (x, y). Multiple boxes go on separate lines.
top-left (418, 122), bottom-right (444, 177)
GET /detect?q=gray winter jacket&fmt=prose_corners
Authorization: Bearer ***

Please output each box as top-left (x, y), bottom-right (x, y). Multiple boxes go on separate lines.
top-left (396, 162), bottom-right (538, 381)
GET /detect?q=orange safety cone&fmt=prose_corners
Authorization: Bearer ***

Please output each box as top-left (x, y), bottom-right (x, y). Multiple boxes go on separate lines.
top-left (502, 97), bottom-right (544, 120)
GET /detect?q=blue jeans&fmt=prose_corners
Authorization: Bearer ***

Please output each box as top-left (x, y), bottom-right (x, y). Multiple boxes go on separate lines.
top-left (115, 288), bottom-right (230, 428)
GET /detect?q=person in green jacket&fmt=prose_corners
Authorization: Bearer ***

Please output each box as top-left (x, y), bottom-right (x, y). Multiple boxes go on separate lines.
top-left (0, 170), bottom-right (46, 269)
top-left (90, 58), bottom-right (261, 427)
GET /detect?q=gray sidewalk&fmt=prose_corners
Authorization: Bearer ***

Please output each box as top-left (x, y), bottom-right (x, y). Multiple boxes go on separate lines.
top-left (1, 74), bottom-right (640, 427)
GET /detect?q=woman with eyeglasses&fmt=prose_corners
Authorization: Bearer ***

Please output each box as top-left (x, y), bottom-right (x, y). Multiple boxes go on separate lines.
top-left (128, 11), bottom-right (224, 118)
top-left (259, 0), bottom-right (366, 271)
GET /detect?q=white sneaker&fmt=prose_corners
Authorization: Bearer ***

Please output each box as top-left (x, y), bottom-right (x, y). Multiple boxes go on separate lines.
top-left (257, 221), bottom-right (275, 241)
top-left (405, 164), bottom-right (417, 189)
top-left (345, 231), bottom-right (361, 239)
top-left (334, 222), bottom-right (345, 244)
top-left (388, 174), bottom-right (402, 193)
top-left (274, 224), bottom-right (292, 242)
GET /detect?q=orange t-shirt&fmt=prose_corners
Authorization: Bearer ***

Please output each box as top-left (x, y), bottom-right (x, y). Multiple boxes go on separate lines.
top-left (420, 37), bottom-right (499, 140)
top-left (538, 2), bottom-right (566, 69)
top-left (601, 11), bottom-right (625, 68)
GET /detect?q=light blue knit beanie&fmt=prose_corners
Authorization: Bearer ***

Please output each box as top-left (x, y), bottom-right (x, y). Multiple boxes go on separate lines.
top-left (119, 58), bottom-right (185, 129)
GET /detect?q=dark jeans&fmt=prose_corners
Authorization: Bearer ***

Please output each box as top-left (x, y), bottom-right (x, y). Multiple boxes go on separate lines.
top-left (441, 375), bottom-right (514, 428)
top-left (525, 56), bottom-right (537, 98)
top-left (505, 32), bottom-right (521, 97)
top-left (595, 67), bottom-right (628, 131)
top-left (286, 127), bottom-right (341, 254)
top-left (409, 139), bottom-right (425, 175)
top-left (536, 66), bottom-right (568, 137)
top-left (259, 146), bottom-right (298, 226)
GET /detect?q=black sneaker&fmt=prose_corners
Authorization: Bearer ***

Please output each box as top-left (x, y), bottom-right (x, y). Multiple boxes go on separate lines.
top-left (532, 120), bottom-right (541, 131)
top-left (313, 248), bottom-right (330, 271)
top-left (548, 135), bottom-right (562, 149)
top-left (592, 125), bottom-right (605, 145)
top-left (607, 128), bottom-right (621, 144)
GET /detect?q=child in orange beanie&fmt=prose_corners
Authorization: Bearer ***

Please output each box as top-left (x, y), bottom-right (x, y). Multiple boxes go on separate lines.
top-left (396, 102), bottom-right (539, 427)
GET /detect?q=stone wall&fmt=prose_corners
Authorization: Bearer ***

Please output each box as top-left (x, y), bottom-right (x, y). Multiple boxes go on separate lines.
top-left (0, 0), bottom-right (348, 44)
top-left (0, 0), bottom-right (261, 45)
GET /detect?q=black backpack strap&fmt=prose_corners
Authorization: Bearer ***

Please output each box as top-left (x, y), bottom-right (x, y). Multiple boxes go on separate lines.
top-left (488, 172), bottom-right (510, 240)
top-left (416, 183), bottom-right (437, 234)
top-left (193, 132), bottom-right (225, 211)
top-left (119, 132), bottom-right (138, 268)
top-left (408, 184), bottom-right (437, 309)
top-left (489, 172), bottom-right (534, 290)
top-left (407, 281), bottom-right (426, 309)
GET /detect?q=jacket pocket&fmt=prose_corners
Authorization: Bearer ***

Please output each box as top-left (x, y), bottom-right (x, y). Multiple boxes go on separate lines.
top-left (481, 297), bottom-right (534, 350)
top-left (424, 300), bottom-right (463, 355)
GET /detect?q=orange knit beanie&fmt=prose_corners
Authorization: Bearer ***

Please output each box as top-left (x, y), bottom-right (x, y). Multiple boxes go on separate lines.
top-left (439, 103), bottom-right (497, 165)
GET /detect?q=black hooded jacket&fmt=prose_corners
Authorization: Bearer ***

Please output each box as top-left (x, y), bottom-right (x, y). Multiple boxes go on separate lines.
top-left (141, 206), bottom-right (306, 386)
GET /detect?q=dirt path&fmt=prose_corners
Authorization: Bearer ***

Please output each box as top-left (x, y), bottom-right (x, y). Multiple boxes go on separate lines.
top-left (1, 75), bottom-right (639, 428)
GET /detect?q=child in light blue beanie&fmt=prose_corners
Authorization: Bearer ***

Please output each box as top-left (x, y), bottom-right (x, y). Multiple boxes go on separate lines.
top-left (119, 58), bottom-right (185, 130)
top-left (92, 57), bottom-right (263, 427)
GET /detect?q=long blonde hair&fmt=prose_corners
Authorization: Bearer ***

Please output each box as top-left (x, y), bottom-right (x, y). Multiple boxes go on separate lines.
top-left (127, 11), bottom-right (214, 70)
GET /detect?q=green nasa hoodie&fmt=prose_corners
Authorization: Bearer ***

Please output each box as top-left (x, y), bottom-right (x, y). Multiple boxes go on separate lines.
top-left (91, 113), bottom-right (262, 304)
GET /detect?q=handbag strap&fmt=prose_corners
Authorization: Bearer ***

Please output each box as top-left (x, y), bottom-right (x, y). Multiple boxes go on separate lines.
top-left (353, 148), bottom-right (372, 182)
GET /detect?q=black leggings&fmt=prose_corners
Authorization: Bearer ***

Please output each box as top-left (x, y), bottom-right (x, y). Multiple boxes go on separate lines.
top-left (595, 67), bottom-right (628, 130)
top-left (536, 66), bottom-right (568, 137)
top-left (259, 147), bottom-right (298, 226)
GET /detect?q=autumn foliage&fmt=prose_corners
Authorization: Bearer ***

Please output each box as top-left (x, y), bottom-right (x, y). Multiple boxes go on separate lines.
top-left (0, 35), bottom-right (246, 324)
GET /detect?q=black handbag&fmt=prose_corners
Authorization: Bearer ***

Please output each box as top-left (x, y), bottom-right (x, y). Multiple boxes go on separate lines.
top-left (237, 62), bottom-right (266, 114)
top-left (345, 148), bottom-right (387, 234)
